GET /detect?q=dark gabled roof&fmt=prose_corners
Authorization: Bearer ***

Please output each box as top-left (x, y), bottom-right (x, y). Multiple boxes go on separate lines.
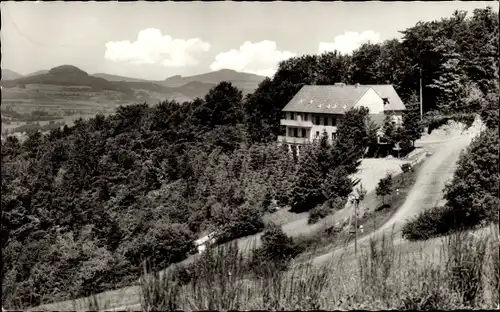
top-left (282, 85), bottom-right (371, 114)
top-left (367, 85), bottom-right (406, 111)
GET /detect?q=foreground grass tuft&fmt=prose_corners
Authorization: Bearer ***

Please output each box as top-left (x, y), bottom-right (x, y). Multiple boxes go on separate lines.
top-left (138, 224), bottom-right (499, 310)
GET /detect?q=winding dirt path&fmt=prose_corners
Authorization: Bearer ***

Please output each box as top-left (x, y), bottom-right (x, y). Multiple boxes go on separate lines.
top-left (310, 134), bottom-right (473, 266)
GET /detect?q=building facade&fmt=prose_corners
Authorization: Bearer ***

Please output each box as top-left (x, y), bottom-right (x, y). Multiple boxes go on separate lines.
top-left (277, 83), bottom-right (406, 153)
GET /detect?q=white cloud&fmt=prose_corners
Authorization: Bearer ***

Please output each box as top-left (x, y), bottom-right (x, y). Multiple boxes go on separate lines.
top-left (104, 28), bottom-right (210, 67)
top-left (318, 31), bottom-right (381, 55)
top-left (210, 40), bottom-right (296, 77)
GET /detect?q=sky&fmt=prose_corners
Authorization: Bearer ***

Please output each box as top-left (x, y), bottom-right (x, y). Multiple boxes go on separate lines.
top-left (1, 1), bottom-right (498, 81)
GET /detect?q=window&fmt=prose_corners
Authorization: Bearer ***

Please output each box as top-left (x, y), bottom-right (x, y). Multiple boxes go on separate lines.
top-left (331, 117), bottom-right (336, 126)
top-left (302, 128), bottom-right (307, 138)
top-left (290, 112), bottom-right (295, 120)
top-left (323, 117), bottom-right (328, 126)
top-left (332, 133), bottom-right (337, 141)
top-left (294, 128), bottom-right (298, 137)
top-left (316, 131), bottom-right (320, 138)
top-left (288, 128), bottom-right (293, 137)
top-left (304, 114), bottom-right (308, 121)
top-left (315, 116), bottom-right (320, 125)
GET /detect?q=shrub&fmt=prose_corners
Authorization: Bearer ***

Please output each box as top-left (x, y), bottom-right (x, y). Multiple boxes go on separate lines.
top-left (401, 205), bottom-right (457, 241)
top-left (251, 223), bottom-right (303, 276)
top-left (400, 163), bottom-right (412, 183)
top-left (403, 128), bottom-right (499, 242)
top-left (453, 113), bottom-right (475, 128)
top-left (480, 91), bottom-right (499, 130)
top-left (308, 203), bottom-right (331, 224)
top-left (425, 112), bottom-right (475, 134)
top-left (216, 202), bottom-right (265, 244)
top-left (443, 128), bottom-right (499, 231)
top-left (375, 173), bottom-right (393, 206)
top-left (329, 196), bottom-right (347, 211)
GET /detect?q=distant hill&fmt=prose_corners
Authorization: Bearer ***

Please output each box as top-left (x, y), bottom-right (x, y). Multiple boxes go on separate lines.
top-left (172, 81), bottom-right (220, 99)
top-left (1, 65), bottom-right (133, 95)
top-left (159, 69), bottom-right (265, 93)
top-left (95, 69), bottom-right (266, 95)
top-left (92, 73), bottom-right (149, 83)
top-left (25, 70), bottom-right (49, 77)
top-left (1, 69), bottom-right (23, 80)
top-left (1, 66), bottom-right (266, 104)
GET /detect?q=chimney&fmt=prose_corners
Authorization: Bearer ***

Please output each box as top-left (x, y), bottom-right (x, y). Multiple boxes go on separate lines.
top-left (334, 82), bottom-right (345, 87)
top-left (355, 83), bottom-right (360, 88)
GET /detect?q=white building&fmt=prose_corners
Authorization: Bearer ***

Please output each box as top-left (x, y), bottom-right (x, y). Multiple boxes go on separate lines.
top-left (277, 83), bottom-right (406, 153)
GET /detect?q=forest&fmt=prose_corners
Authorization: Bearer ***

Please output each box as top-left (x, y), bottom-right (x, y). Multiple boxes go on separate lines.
top-left (1, 7), bottom-right (498, 308)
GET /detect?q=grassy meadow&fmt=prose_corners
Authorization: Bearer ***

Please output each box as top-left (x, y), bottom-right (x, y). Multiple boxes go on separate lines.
top-left (37, 223), bottom-right (498, 311)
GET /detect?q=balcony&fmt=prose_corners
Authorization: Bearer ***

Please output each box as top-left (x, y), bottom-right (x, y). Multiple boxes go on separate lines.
top-left (280, 119), bottom-right (314, 127)
top-left (277, 136), bottom-right (310, 145)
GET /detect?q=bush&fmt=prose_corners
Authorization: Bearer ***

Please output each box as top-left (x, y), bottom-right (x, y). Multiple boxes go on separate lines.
top-left (216, 202), bottom-right (265, 244)
top-left (401, 205), bottom-right (457, 241)
top-left (424, 112), bottom-right (475, 134)
top-left (329, 196), bottom-right (347, 211)
top-left (308, 197), bottom-right (347, 225)
top-left (443, 128), bottom-right (499, 231)
top-left (308, 203), bottom-right (331, 224)
top-left (375, 173), bottom-right (393, 206)
top-left (453, 113), bottom-right (475, 128)
top-left (480, 91), bottom-right (499, 130)
top-left (251, 223), bottom-right (303, 276)
top-left (403, 127), bottom-right (499, 242)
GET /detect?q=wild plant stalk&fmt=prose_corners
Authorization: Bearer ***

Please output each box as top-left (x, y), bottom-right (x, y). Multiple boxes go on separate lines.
top-left (357, 224), bottom-right (396, 305)
top-left (486, 225), bottom-right (500, 306)
top-left (140, 260), bottom-right (181, 311)
top-left (138, 224), bottom-right (499, 311)
top-left (442, 229), bottom-right (488, 306)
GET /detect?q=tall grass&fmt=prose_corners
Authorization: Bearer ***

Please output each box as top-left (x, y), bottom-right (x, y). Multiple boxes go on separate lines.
top-left (139, 224), bottom-right (500, 311)
top-left (442, 230), bottom-right (487, 305)
top-left (357, 225), bottom-right (397, 303)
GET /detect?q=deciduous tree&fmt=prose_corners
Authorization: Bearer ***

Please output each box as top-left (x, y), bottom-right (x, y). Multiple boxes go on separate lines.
top-left (375, 173), bottom-right (393, 205)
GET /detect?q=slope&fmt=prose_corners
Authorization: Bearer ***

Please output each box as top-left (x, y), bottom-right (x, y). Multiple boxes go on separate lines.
top-left (29, 122), bottom-right (477, 312)
top-left (159, 69), bottom-right (266, 94)
top-left (1, 69), bottom-right (23, 80)
top-left (92, 73), bottom-right (150, 83)
top-left (0, 65), bottom-right (132, 94)
top-left (310, 130), bottom-right (477, 266)
top-left (25, 70), bottom-right (49, 77)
